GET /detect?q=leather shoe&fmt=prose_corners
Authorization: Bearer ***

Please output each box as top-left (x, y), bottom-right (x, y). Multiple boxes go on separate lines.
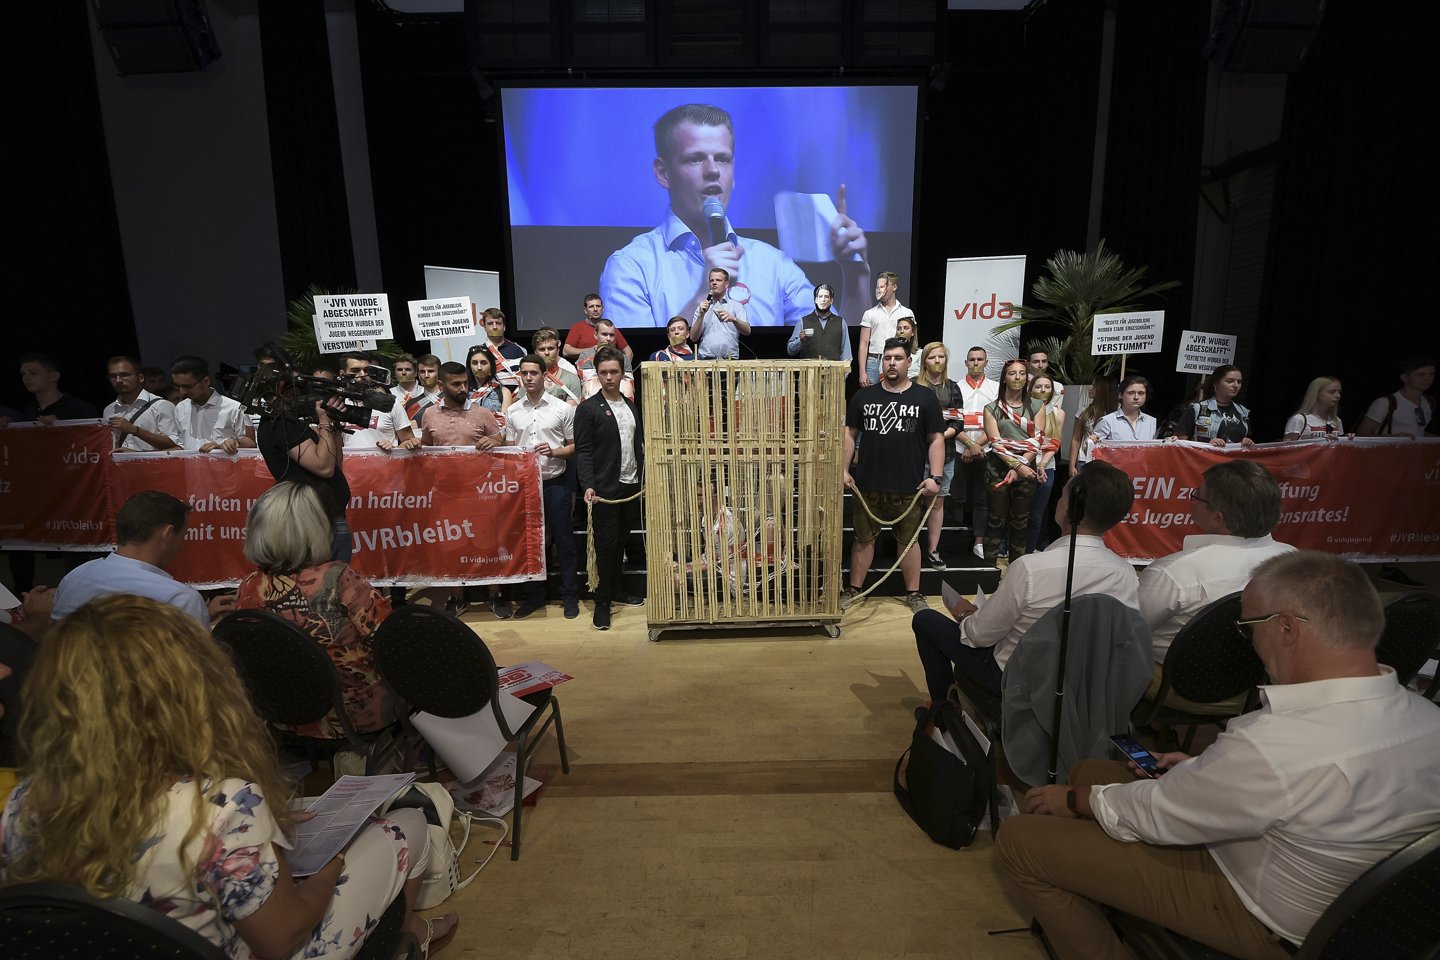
top-left (615, 593), bottom-right (645, 607)
top-left (563, 598), bottom-right (580, 619)
top-left (514, 600), bottom-right (545, 620)
top-left (592, 603), bottom-right (612, 631)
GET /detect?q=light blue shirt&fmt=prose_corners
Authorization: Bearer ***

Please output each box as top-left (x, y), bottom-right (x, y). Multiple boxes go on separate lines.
top-left (786, 313), bottom-right (853, 362)
top-left (689, 296), bottom-right (747, 360)
top-left (52, 553), bottom-right (208, 627)
top-left (1094, 409), bottom-right (1158, 441)
top-left (600, 212), bottom-right (815, 330)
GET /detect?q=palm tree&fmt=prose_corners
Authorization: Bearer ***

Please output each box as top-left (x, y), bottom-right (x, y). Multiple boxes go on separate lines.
top-left (992, 240), bottom-right (1180, 384)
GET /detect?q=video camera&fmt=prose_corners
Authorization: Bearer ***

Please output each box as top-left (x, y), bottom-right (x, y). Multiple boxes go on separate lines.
top-left (235, 343), bottom-right (395, 427)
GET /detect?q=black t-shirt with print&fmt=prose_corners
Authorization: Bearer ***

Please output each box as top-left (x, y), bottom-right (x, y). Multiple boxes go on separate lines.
top-left (845, 382), bottom-right (944, 494)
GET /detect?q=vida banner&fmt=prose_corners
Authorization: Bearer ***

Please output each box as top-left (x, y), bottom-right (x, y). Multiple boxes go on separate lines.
top-left (1094, 439), bottom-right (1440, 563)
top-left (0, 422), bottom-right (113, 549)
top-left (106, 448), bottom-right (546, 587)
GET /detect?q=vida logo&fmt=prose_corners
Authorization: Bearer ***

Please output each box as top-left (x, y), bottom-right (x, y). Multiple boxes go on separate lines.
top-left (62, 446), bottom-right (102, 465)
top-left (474, 478), bottom-right (521, 495)
top-left (953, 293), bottom-right (1014, 321)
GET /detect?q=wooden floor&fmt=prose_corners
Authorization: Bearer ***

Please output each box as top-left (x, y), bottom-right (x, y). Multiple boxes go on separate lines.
top-left (418, 590), bottom-right (1041, 960)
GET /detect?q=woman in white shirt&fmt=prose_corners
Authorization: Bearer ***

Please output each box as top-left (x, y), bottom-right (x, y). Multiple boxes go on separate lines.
top-left (1284, 375), bottom-right (1345, 441)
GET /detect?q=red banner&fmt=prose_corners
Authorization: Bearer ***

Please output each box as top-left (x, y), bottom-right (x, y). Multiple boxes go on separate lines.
top-left (1, 425), bottom-right (546, 584)
top-left (0, 422), bottom-right (113, 548)
top-left (1094, 439), bottom-right (1440, 562)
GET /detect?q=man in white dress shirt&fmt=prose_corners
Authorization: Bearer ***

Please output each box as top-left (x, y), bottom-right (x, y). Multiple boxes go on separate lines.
top-left (104, 356), bottom-right (179, 452)
top-left (999, 551), bottom-right (1440, 959)
top-left (170, 356), bottom-right (253, 454)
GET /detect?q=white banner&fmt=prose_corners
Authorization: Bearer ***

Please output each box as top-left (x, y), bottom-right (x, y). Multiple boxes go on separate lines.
top-left (408, 296), bottom-right (475, 341)
top-left (1176, 329), bottom-right (1237, 374)
top-left (1091, 310), bottom-right (1164, 356)
top-left (942, 254), bottom-right (1026, 382)
top-left (423, 266), bottom-right (501, 364)
top-left (313, 294), bottom-right (394, 347)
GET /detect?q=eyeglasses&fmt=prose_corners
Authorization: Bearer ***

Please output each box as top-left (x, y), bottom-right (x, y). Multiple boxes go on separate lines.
top-left (108, 372), bottom-right (139, 380)
top-left (1191, 493), bottom-right (1209, 505)
top-left (1235, 612), bottom-right (1309, 640)
top-left (883, 337), bottom-right (910, 351)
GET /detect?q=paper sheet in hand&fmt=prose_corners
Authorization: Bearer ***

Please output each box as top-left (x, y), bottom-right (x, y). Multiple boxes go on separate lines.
top-left (941, 581), bottom-right (985, 616)
top-left (774, 191), bottom-right (840, 263)
top-left (410, 691), bottom-right (536, 784)
top-left (289, 772), bottom-right (416, 877)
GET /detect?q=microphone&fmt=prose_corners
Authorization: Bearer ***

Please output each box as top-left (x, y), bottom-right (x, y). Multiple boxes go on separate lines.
top-left (702, 197), bottom-right (727, 248)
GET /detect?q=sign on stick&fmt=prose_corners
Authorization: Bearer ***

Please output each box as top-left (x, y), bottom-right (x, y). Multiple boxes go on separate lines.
top-left (1091, 310), bottom-right (1164, 356)
top-left (1175, 330), bottom-right (1237, 374)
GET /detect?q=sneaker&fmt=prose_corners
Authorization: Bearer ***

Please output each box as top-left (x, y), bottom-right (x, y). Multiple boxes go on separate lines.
top-left (973, 543), bottom-right (986, 560)
top-left (563, 598), bottom-right (580, 619)
top-left (615, 593), bottom-right (646, 607)
top-left (444, 595), bottom-right (467, 618)
top-left (490, 596), bottom-right (513, 620)
top-left (593, 603), bottom-right (612, 631)
top-left (1378, 565), bottom-right (1425, 588)
top-left (839, 585), bottom-right (862, 610)
top-left (926, 550), bottom-right (946, 571)
top-left (905, 591), bottom-right (929, 614)
top-left (514, 599), bottom-right (544, 620)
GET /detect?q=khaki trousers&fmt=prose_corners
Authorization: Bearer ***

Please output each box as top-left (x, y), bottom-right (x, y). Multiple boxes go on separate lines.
top-left (995, 760), bottom-right (1294, 960)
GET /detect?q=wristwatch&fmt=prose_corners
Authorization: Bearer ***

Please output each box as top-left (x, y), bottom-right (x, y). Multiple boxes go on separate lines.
top-left (929, 474), bottom-right (943, 485)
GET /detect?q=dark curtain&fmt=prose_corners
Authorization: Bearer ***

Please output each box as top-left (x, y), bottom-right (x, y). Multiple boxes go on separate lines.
top-left (1250, 0), bottom-right (1440, 436)
top-left (4, 4), bottom-right (135, 411)
top-left (259, 0), bottom-right (357, 300)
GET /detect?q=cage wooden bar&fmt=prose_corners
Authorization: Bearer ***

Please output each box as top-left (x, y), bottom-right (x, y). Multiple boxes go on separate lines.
top-left (640, 360), bottom-right (847, 640)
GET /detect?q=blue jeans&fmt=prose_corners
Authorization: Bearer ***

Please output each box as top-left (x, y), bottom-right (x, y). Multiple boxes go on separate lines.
top-left (914, 609), bottom-right (1002, 703)
top-left (331, 516), bottom-right (352, 563)
top-left (1027, 467), bottom-right (1056, 554)
top-left (865, 354), bottom-right (881, 385)
top-left (529, 477), bottom-right (578, 603)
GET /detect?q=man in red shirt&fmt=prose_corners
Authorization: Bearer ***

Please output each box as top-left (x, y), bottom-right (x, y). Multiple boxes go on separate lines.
top-left (564, 294), bottom-right (633, 366)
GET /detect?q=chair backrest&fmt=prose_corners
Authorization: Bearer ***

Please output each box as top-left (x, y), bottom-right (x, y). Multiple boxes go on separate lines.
top-left (1160, 592), bottom-right (1267, 704)
top-left (212, 608), bottom-right (345, 730)
top-left (0, 881), bottom-right (228, 960)
top-left (1295, 824), bottom-right (1440, 960)
top-left (371, 605), bottom-right (500, 719)
top-left (1376, 592), bottom-right (1440, 687)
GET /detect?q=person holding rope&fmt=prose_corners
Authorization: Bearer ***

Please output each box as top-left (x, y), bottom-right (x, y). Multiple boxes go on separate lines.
top-left (839, 337), bottom-right (945, 615)
top-left (576, 346), bottom-right (645, 631)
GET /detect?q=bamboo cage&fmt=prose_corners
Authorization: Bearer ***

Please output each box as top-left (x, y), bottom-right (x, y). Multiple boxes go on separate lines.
top-left (640, 360), bottom-right (847, 640)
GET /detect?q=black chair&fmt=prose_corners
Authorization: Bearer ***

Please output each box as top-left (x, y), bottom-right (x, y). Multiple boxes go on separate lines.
top-left (1108, 823), bottom-right (1440, 959)
top-left (371, 604), bottom-right (569, 860)
top-left (1376, 591), bottom-right (1440, 688)
top-left (0, 621), bottom-right (37, 767)
top-left (1131, 592), bottom-right (1265, 752)
top-left (0, 881), bottom-right (228, 959)
top-left (213, 608), bottom-right (401, 778)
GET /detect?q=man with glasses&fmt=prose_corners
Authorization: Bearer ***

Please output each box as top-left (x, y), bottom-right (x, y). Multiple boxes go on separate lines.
top-left (104, 355), bottom-right (179, 452)
top-left (1137, 461), bottom-right (1295, 711)
top-left (1000, 551), bottom-right (1440, 960)
top-left (169, 356), bottom-right (253, 454)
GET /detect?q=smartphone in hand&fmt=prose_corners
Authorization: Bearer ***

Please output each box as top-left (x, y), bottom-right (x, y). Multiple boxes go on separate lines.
top-left (1110, 734), bottom-right (1165, 778)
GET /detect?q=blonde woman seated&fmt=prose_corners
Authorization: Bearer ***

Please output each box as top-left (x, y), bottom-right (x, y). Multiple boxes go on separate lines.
top-left (1284, 375), bottom-right (1348, 441)
top-left (0, 595), bottom-right (459, 958)
top-left (236, 482), bottom-right (393, 741)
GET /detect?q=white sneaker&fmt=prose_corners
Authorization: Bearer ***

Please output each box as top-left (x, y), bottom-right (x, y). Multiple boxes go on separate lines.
top-left (973, 543), bottom-right (985, 560)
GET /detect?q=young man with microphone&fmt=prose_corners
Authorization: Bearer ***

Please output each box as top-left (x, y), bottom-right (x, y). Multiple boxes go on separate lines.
top-left (688, 268), bottom-right (751, 360)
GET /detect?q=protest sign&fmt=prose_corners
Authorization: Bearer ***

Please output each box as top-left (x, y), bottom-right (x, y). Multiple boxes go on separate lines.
top-left (0, 422), bottom-right (113, 548)
top-left (408, 296), bottom-right (477, 342)
top-left (313, 294), bottom-right (393, 350)
top-left (1175, 330), bottom-right (1238, 374)
top-left (1091, 310), bottom-right (1165, 356)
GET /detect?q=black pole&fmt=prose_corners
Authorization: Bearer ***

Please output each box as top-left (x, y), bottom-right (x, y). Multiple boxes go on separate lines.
top-left (1047, 482), bottom-right (1086, 784)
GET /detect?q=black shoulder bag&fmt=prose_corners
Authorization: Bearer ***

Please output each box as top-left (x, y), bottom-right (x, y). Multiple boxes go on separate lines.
top-left (893, 700), bottom-right (995, 849)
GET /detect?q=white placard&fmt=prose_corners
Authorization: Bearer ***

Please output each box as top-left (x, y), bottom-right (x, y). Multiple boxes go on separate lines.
top-left (423, 266), bottom-right (501, 364)
top-left (1175, 329), bottom-right (1237, 374)
top-left (408, 295), bottom-right (475, 341)
top-left (1091, 310), bottom-right (1164, 356)
top-left (313, 294), bottom-right (394, 348)
top-left (314, 336), bottom-right (378, 354)
top-left (942, 254), bottom-right (1026, 383)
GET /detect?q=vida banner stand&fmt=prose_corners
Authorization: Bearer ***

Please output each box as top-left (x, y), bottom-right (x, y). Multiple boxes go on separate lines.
top-left (640, 360), bottom-right (847, 641)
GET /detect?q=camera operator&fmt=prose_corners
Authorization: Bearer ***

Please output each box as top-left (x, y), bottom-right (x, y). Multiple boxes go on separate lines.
top-left (256, 390), bottom-right (353, 562)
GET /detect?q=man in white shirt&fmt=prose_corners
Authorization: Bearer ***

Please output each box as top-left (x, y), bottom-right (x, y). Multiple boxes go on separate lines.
top-left (337, 352), bottom-right (420, 452)
top-left (689, 268), bottom-right (751, 360)
top-left (503, 354), bottom-right (579, 620)
top-left (169, 356), bottom-right (253, 454)
top-left (1000, 551), bottom-right (1440, 959)
top-left (1356, 354), bottom-right (1435, 437)
top-left (856, 271), bottom-right (915, 387)
top-left (955, 346), bottom-right (998, 558)
top-left (52, 490), bottom-right (236, 626)
top-left (104, 355), bottom-right (180, 452)
top-left (912, 461), bottom-right (1138, 703)
top-left (1139, 461), bottom-right (1295, 702)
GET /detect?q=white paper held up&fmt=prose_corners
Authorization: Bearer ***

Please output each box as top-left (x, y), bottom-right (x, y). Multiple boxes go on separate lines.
top-left (774, 191), bottom-right (841, 263)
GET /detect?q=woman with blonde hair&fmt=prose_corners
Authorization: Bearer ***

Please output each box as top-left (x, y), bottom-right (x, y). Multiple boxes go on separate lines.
top-left (913, 341), bottom-right (963, 570)
top-left (1068, 374), bottom-right (1119, 473)
top-left (236, 482), bottom-right (392, 742)
top-left (1284, 376), bottom-right (1345, 441)
top-left (0, 595), bottom-right (458, 957)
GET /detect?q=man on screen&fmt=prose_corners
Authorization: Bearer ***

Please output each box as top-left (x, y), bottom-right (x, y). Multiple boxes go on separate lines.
top-left (599, 103), bottom-right (871, 329)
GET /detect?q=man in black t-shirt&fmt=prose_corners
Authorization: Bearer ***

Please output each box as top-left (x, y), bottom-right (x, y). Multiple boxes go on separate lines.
top-left (841, 338), bottom-right (945, 614)
top-left (11, 353), bottom-right (98, 424)
top-left (256, 395), bottom-right (352, 561)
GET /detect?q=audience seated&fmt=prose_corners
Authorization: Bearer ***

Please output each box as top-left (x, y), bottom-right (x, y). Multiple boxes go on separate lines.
top-left (997, 551), bottom-right (1440, 959)
top-left (912, 460), bottom-right (1138, 703)
top-left (0, 595), bottom-right (458, 957)
top-left (1138, 461), bottom-right (1295, 709)
top-left (235, 483), bottom-right (394, 741)
top-left (52, 491), bottom-right (236, 627)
